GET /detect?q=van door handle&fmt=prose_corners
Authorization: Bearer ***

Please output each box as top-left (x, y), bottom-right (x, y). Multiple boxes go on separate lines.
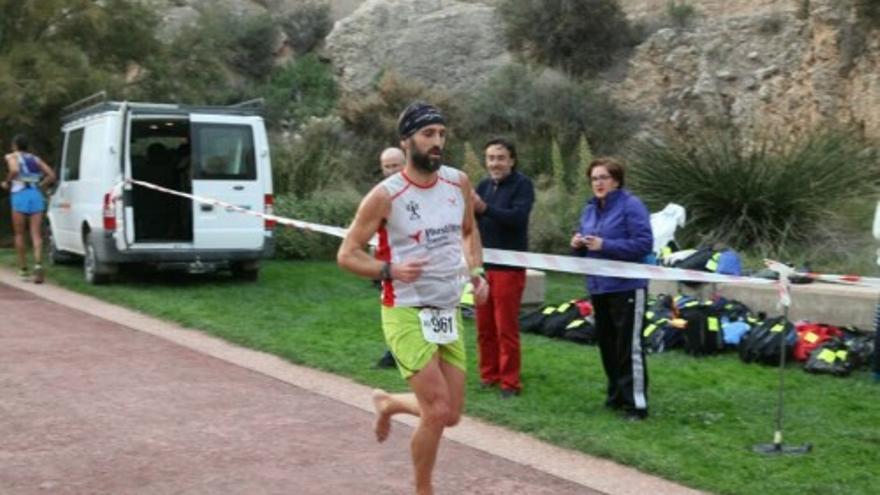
top-left (233, 185), bottom-right (244, 191)
top-left (201, 204), bottom-right (213, 212)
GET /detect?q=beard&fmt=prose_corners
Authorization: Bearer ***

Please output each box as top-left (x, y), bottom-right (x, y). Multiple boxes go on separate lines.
top-left (410, 142), bottom-right (443, 173)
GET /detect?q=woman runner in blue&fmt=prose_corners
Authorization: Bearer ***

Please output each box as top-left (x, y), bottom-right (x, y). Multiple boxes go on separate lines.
top-left (2, 134), bottom-right (57, 283)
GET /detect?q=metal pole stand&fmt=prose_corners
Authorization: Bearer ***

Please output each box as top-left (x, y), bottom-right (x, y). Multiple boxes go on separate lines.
top-left (752, 304), bottom-right (812, 455)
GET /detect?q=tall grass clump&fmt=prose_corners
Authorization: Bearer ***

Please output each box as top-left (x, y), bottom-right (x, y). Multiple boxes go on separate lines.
top-left (627, 130), bottom-right (880, 253)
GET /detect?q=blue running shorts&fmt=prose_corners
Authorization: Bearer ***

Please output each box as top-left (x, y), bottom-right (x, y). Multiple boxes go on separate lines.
top-left (10, 187), bottom-right (45, 214)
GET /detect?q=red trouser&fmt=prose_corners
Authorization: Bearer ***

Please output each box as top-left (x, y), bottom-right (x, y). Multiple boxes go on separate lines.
top-left (476, 269), bottom-right (526, 391)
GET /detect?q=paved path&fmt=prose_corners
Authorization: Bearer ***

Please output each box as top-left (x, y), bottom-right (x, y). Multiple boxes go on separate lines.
top-left (0, 272), bottom-right (705, 495)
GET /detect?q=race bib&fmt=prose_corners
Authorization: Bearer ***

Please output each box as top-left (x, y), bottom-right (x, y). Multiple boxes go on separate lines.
top-left (419, 308), bottom-right (458, 345)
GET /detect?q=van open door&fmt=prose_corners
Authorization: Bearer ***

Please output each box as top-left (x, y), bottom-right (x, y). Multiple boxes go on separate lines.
top-left (189, 114), bottom-right (263, 250)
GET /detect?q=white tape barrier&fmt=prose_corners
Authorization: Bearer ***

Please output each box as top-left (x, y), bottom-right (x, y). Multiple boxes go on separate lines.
top-left (127, 179), bottom-right (348, 239)
top-left (483, 249), bottom-right (771, 285)
top-left (803, 272), bottom-right (880, 288)
top-left (125, 179), bottom-right (802, 293)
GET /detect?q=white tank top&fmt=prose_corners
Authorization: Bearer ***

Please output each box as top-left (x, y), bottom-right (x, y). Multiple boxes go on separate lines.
top-left (377, 165), bottom-right (467, 308)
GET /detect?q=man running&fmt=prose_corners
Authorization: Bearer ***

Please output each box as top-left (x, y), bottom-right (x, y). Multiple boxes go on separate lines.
top-left (2, 134), bottom-right (56, 283)
top-left (337, 102), bottom-right (488, 495)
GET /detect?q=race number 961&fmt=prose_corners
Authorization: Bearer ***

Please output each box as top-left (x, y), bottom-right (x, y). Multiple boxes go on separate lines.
top-left (419, 308), bottom-right (459, 345)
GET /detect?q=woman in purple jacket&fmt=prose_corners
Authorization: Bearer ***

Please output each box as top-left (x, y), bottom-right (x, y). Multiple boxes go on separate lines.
top-left (571, 157), bottom-right (653, 420)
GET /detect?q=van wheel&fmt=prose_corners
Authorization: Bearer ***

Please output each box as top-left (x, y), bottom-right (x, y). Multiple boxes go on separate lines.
top-left (48, 229), bottom-right (77, 265)
top-left (84, 238), bottom-right (117, 284)
top-left (231, 261), bottom-right (259, 282)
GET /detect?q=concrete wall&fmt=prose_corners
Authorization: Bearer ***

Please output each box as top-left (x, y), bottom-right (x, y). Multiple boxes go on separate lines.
top-left (651, 279), bottom-right (880, 330)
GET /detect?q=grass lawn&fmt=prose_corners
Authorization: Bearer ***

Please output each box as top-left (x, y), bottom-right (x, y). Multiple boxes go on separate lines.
top-left (6, 252), bottom-right (879, 495)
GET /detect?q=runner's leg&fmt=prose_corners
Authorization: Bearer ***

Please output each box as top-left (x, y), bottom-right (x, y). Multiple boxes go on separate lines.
top-left (407, 354), bottom-right (452, 495)
top-left (29, 212), bottom-right (44, 265)
top-left (11, 211), bottom-right (27, 270)
top-left (438, 358), bottom-right (465, 427)
top-left (371, 389), bottom-right (420, 442)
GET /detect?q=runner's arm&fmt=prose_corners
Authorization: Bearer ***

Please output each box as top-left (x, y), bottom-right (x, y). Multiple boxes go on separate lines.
top-left (460, 172), bottom-right (484, 272)
top-left (1, 154), bottom-right (18, 190)
top-left (35, 156), bottom-right (57, 187)
top-left (337, 186), bottom-right (390, 280)
top-left (461, 172), bottom-right (489, 304)
top-left (461, 173), bottom-right (483, 271)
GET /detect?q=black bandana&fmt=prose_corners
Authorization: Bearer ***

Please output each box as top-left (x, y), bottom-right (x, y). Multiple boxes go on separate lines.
top-left (397, 102), bottom-right (446, 138)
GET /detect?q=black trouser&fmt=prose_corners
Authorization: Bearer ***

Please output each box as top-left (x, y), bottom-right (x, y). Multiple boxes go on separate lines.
top-left (592, 288), bottom-right (648, 413)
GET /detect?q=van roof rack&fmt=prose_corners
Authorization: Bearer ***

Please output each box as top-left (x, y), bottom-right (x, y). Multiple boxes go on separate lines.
top-left (62, 91), bottom-right (109, 115)
top-left (61, 94), bottom-right (266, 124)
top-left (230, 98), bottom-right (265, 109)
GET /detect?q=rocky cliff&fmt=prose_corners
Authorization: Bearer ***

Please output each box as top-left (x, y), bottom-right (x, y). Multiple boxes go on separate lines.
top-left (615, 0), bottom-right (880, 140)
top-left (323, 0), bottom-right (510, 95)
top-left (151, 0), bottom-right (880, 140)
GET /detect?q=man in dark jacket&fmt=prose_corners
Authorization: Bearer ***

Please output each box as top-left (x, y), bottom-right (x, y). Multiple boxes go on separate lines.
top-left (472, 137), bottom-right (535, 398)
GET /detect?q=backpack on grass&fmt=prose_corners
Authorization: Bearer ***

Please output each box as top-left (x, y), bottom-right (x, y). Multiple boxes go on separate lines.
top-left (804, 339), bottom-right (855, 377)
top-left (738, 316), bottom-right (795, 365)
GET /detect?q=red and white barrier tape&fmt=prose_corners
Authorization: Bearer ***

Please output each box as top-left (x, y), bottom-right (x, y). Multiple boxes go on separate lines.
top-left (126, 179), bottom-right (348, 239)
top-left (124, 179), bottom-right (880, 307)
top-left (483, 248), bottom-right (771, 285)
top-left (802, 272), bottom-right (880, 288)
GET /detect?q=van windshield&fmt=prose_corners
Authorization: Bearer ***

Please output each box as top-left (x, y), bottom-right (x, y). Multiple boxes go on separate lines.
top-left (192, 124), bottom-right (256, 181)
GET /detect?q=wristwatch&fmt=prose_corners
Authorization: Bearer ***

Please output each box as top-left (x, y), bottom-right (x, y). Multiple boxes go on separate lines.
top-left (380, 262), bottom-right (393, 281)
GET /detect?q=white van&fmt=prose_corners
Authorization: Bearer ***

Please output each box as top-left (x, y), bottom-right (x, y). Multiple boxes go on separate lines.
top-left (48, 93), bottom-right (275, 283)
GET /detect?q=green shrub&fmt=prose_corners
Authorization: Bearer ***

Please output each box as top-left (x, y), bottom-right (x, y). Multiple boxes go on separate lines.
top-left (279, 1), bottom-right (333, 54)
top-left (667, 1), bottom-right (697, 28)
top-left (273, 188), bottom-right (361, 260)
top-left (856, 0), bottom-right (880, 29)
top-left (463, 64), bottom-right (635, 179)
top-left (271, 116), bottom-right (364, 198)
top-left (263, 54), bottom-right (338, 128)
top-left (141, 8), bottom-right (276, 102)
top-left (337, 71), bottom-right (466, 178)
top-left (339, 71), bottom-right (461, 150)
top-left (189, 10), bottom-right (278, 81)
top-left (0, 0), bottom-right (161, 154)
top-left (627, 130), bottom-right (880, 253)
top-left (529, 182), bottom-right (586, 255)
top-left (228, 14), bottom-right (278, 80)
top-left (498, 0), bottom-right (636, 76)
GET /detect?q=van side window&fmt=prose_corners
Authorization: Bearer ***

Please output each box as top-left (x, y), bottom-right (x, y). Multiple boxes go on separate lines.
top-left (192, 124), bottom-right (256, 180)
top-left (63, 128), bottom-right (84, 181)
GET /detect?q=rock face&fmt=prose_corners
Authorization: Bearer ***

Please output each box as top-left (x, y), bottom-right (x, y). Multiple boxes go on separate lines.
top-left (613, 0), bottom-right (880, 140)
top-left (323, 0), bottom-right (511, 95)
top-left (147, 0), bottom-right (879, 141)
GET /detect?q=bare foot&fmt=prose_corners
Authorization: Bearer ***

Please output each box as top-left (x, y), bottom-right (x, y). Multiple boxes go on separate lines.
top-left (371, 389), bottom-right (392, 443)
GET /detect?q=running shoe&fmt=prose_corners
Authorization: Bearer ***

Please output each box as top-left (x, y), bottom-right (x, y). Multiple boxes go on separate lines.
top-left (18, 268), bottom-right (29, 280)
top-left (33, 264), bottom-right (44, 284)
